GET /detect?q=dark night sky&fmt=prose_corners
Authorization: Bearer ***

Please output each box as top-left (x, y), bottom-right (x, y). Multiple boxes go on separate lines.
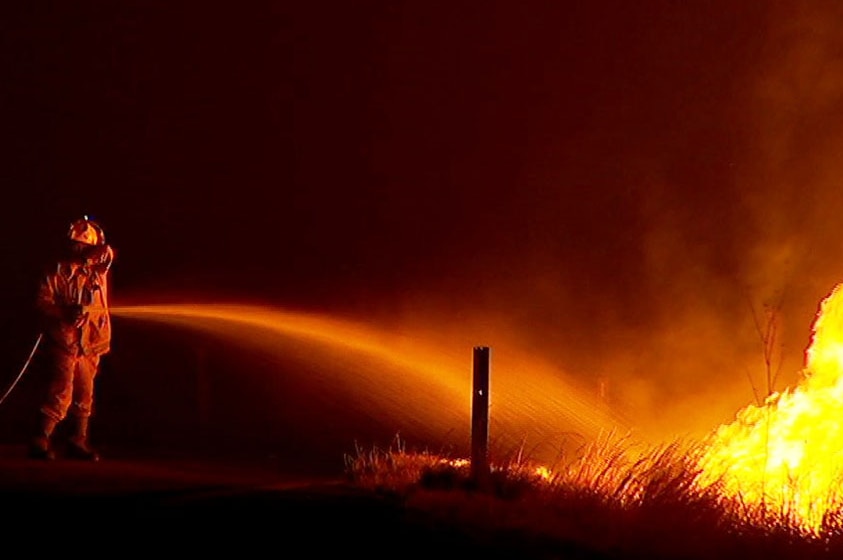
top-left (4, 1), bottom-right (843, 442)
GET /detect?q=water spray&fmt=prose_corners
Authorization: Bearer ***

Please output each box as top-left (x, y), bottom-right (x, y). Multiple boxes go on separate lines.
top-left (110, 303), bottom-right (630, 463)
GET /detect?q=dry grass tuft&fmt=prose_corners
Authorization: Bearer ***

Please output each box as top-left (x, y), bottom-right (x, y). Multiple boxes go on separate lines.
top-left (343, 431), bottom-right (843, 559)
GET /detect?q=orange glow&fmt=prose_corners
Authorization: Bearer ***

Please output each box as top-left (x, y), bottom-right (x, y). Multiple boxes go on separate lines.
top-left (110, 303), bottom-right (628, 463)
top-left (696, 283), bottom-right (843, 534)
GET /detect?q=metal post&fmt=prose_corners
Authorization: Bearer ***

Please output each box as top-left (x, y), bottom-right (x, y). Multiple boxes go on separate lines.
top-left (471, 346), bottom-right (491, 484)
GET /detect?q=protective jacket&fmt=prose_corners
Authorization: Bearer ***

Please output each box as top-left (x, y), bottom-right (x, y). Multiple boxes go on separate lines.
top-left (36, 248), bottom-right (112, 357)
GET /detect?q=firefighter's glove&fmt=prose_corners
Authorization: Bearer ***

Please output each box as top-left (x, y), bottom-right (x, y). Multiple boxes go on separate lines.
top-left (85, 244), bottom-right (114, 271)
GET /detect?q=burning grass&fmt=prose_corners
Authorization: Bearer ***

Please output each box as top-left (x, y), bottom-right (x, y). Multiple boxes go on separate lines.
top-left (341, 283), bottom-right (843, 557)
top-left (344, 431), bottom-right (843, 559)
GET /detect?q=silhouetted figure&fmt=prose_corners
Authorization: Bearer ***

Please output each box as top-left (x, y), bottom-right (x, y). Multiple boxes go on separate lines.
top-left (28, 216), bottom-right (115, 461)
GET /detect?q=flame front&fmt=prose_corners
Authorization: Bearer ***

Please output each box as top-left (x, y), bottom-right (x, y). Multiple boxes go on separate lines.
top-left (697, 283), bottom-right (843, 533)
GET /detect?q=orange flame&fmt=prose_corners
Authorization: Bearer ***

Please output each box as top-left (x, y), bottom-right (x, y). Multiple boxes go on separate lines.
top-left (697, 283), bottom-right (843, 534)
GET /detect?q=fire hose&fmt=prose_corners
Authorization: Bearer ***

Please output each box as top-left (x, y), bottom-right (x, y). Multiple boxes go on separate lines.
top-left (0, 333), bottom-right (43, 407)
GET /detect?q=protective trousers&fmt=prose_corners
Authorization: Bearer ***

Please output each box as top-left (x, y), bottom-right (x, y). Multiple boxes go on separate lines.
top-left (40, 347), bottom-right (100, 422)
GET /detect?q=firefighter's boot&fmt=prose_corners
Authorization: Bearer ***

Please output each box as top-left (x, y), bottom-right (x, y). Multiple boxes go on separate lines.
top-left (28, 415), bottom-right (57, 461)
top-left (66, 416), bottom-right (100, 462)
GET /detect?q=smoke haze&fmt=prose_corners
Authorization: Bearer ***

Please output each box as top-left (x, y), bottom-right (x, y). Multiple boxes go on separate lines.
top-left (4, 2), bottom-right (843, 449)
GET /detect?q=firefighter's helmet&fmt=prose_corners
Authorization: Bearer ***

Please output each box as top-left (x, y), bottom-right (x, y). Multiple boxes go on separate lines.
top-left (68, 216), bottom-right (105, 246)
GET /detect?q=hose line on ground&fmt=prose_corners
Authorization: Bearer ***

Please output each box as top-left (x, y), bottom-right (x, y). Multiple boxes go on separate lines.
top-left (0, 333), bottom-right (43, 407)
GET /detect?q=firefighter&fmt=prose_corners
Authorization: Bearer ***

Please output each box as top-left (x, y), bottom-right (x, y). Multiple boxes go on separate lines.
top-left (28, 216), bottom-right (115, 461)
